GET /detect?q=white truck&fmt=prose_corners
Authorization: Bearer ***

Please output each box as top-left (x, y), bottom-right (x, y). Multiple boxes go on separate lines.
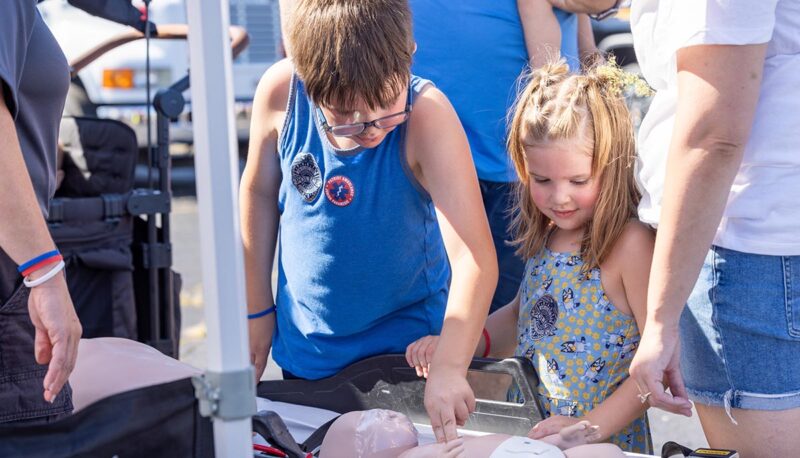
top-left (38, 0), bottom-right (283, 150)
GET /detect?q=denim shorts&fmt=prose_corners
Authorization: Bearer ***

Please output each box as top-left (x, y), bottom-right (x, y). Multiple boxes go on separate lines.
top-left (680, 245), bottom-right (800, 413)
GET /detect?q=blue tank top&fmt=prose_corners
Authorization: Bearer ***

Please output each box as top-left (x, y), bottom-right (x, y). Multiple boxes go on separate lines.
top-left (273, 74), bottom-right (450, 379)
top-left (411, 0), bottom-right (579, 182)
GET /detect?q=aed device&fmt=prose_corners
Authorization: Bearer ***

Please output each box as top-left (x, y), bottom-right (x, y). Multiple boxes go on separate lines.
top-left (689, 449), bottom-right (739, 458)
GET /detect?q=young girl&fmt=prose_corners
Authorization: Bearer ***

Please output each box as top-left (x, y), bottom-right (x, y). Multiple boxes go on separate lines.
top-left (406, 61), bottom-right (655, 454)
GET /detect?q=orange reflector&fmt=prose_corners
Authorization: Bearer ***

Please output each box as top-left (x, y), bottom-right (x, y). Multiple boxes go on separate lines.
top-left (102, 69), bottom-right (135, 89)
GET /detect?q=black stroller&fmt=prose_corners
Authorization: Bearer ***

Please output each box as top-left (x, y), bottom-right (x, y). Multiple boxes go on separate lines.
top-left (50, 114), bottom-right (180, 350)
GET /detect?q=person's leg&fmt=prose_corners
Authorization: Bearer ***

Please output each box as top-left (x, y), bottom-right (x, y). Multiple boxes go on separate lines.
top-left (695, 404), bottom-right (800, 458)
top-left (479, 180), bottom-right (524, 313)
top-left (680, 247), bottom-right (800, 457)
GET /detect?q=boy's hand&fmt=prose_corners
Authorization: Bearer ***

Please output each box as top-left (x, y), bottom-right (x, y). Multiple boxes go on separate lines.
top-left (405, 335), bottom-right (440, 378)
top-left (424, 366), bottom-right (475, 443)
top-left (248, 314), bottom-right (274, 382)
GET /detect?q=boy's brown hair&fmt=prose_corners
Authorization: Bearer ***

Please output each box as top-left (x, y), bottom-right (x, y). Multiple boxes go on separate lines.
top-left (288, 0), bottom-right (415, 111)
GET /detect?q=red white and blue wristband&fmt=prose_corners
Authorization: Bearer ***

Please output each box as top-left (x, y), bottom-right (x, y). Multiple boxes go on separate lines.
top-left (18, 250), bottom-right (62, 277)
top-left (18, 250), bottom-right (65, 288)
top-left (248, 305), bottom-right (276, 320)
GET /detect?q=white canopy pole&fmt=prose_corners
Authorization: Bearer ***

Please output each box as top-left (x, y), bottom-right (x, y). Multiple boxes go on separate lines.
top-left (185, 0), bottom-right (253, 455)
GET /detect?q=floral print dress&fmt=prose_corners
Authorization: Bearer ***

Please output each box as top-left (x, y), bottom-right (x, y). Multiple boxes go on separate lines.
top-left (513, 247), bottom-right (652, 454)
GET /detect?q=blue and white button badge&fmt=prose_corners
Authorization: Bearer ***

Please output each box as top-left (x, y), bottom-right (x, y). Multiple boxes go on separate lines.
top-left (291, 153), bottom-right (323, 202)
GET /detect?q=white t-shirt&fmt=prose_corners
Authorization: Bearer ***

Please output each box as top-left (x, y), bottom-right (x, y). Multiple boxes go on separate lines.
top-left (631, 0), bottom-right (800, 256)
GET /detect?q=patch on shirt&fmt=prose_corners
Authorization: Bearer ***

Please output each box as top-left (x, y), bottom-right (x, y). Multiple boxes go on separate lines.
top-left (324, 175), bottom-right (355, 207)
top-left (530, 294), bottom-right (559, 340)
top-left (291, 153), bottom-right (323, 202)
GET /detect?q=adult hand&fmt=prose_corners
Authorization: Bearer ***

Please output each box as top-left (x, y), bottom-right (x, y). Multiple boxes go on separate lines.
top-left (424, 365), bottom-right (475, 443)
top-left (405, 335), bottom-right (439, 378)
top-left (27, 274), bottom-right (82, 403)
top-left (527, 415), bottom-right (582, 439)
top-left (629, 324), bottom-right (693, 417)
top-left (248, 314), bottom-right (274, 382)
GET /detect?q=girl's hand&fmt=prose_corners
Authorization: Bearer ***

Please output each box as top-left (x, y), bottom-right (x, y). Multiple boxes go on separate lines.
top-left (405, 335), bottom-right (440, 378)
top-left (629, 324), bottom-right (693, 417)
top-left (527, 415), bottom-right (582, 439)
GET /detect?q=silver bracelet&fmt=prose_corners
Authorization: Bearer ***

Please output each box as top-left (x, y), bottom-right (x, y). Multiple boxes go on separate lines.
top-left (23, 260), bottom-right (66, 288)
top-left (590, 0), bottom-right (623, 21)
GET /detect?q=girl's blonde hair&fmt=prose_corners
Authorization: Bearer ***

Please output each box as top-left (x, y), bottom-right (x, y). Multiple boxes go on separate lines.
top-left (507, 59), bottom-right (643, 271)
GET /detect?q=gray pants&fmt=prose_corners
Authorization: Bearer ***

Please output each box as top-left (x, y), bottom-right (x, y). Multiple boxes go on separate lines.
top-left (0, 284), bottom-right (73, 424)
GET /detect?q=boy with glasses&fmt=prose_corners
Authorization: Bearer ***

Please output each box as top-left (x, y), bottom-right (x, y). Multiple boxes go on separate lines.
top-left (241, 0), bottom-right (498, 442)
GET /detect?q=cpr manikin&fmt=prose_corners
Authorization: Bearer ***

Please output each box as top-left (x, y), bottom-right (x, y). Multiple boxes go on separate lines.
top-left (70, 338), bottom-right (201, 411)
top-left (319, 410), bottom-right (626, 458)
top-left (70, 340), bottom-right (625, 457)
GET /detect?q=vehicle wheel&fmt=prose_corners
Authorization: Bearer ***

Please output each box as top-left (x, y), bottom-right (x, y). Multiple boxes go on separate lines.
top-left (63, 81), bottom-right (98, 118)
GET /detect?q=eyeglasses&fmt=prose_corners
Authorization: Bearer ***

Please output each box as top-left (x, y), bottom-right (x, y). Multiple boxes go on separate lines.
top-left (317, 104), bottom-right (412, 137)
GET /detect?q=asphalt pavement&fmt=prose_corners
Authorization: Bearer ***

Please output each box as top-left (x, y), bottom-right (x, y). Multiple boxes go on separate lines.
top-left (171, 195), bottom-right (708, 453)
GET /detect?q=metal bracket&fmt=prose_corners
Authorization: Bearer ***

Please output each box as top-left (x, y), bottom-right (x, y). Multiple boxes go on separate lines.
top-left (191, 367), bottom-right (256, 421)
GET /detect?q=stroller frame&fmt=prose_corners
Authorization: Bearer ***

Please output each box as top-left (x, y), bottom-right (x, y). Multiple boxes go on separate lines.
top-left (49, 22), bottom-right (248, 358)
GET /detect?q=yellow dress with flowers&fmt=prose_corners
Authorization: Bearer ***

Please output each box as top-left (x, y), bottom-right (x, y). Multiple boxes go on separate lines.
top-left (513, 247), bottom-right (652, 454)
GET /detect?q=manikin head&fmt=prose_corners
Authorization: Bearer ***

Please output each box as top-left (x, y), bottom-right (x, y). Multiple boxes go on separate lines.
top-left (319, 409), bottom-right (419, 458)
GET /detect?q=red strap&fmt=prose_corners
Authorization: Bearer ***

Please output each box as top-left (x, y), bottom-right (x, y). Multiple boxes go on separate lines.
top-left (482, 328), bottom-right (491, 358)
top-left (253, 444), bottom-right (287, 457)
top-left (21, 254), bottom-right (63, 278)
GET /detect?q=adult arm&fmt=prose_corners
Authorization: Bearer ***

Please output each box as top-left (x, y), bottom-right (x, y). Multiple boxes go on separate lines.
top-left (240, 59), bottom-right (291, 382)
top-left (278, 0), bottom-right (296, 57)
top-left (518, 0), bottom-right (562, 69)
top-left (577, 14), bottom-right (598, 63)
top-left (547, 0), bottom-right (617, 15)
top-left (629, 43), bottom-right (767, 414)
top-left (408, 86), bottom-right (498, 442)
top-left (0, 90), bottom-right (81, 403)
